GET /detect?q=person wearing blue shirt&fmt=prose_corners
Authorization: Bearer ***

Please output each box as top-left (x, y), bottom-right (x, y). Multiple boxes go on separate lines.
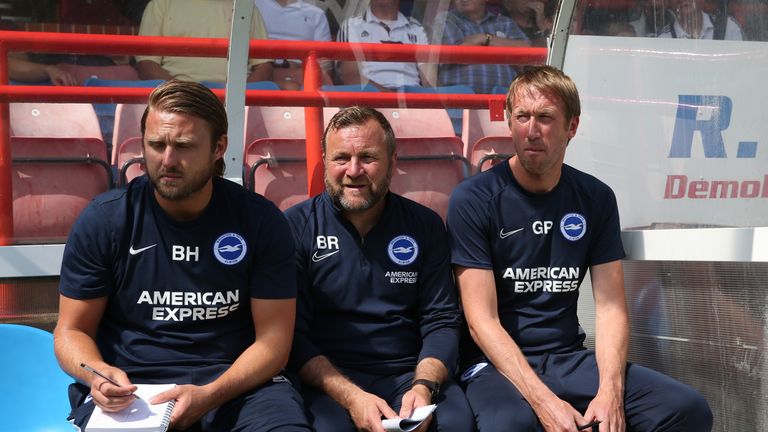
top-left (439, 0), bottom-right (528, 94)
top-left (447, 66), bottom-right (712, 431)
top-left (285, 106), bottom-right (474, 432)
top-left (54, 80), bottom-right (311, 431)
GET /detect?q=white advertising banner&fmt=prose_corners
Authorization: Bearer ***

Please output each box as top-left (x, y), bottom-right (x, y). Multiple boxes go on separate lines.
top-left (563, 36), bottom-right (768, 229)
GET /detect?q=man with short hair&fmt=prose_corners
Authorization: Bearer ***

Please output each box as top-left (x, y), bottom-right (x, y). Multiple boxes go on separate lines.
top-left (285, 106), bottom-right (474, 432)
top-left (447, 66), bottom-right (712, 431)
top-left (440, 0), bottom-right (528, 94)
top-left (336, 0), bottom-right (435, 89)
top-left (54, 80), bottom-right (311, 431)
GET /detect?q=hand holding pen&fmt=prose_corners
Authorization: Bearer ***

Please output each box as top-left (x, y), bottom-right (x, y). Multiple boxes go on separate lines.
top-left (80, 363), bottom-right (140, 411)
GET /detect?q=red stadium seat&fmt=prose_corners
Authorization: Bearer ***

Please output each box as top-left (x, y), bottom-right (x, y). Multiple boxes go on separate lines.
top-left (115, 136), bottom-right (145, 186)
top-left (471, 136), bottom-right (515, 173)
top-left (461, 108), bottom-right (511, 159)
top-left (11, 137), bottom-right (112, 243)
top-left (244, 106), bottom-right (339, 144)
top-left (244, 138), bottom-right (309, 211)
top-left (10, 102), bottom-right (103, 140)
top-left (112, 103), bottom-right (146, 166)
top-left (376, 107), bottom-right (456, 139)
top-left (390, 136), bottom-right (469, 221)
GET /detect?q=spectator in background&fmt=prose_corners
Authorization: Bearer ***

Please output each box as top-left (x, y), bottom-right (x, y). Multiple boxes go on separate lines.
top-left (8, 55), bottom-right (77, 86)
top-left (501, 0), bottom-right (555, 46)
top-left (116, 0), bottom-right (151, 25)
top-left (254, 0), bottom-right (333, 89)
top-left (336, 0), bottom-right (435, 90)
top-left (439, 0), bottom-right (528, 95)
top-left (659, 0), bottom-right (743, 40)
top-left (630, 0), bottom-right (671, 37)
top-left (136, 0), bottom-right (273, 83)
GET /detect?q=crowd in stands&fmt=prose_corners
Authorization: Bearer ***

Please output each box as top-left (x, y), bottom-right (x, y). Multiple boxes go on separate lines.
top-left (3, 0), bottom-right (755, 92)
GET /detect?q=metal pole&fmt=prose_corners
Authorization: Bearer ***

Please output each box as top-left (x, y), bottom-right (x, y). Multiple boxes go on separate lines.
top-left (224, 0), bottom-right (252, 185)
top-left (303, 53), bottom-right (324, 196)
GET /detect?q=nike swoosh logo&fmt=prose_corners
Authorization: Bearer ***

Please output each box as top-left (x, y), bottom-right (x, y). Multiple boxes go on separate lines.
top-left (311, 250), bottom-right (340, 262)
top-left (499, 228), bottom-right (523, 239)
top-left (129, 244), bottom-right (157, 255)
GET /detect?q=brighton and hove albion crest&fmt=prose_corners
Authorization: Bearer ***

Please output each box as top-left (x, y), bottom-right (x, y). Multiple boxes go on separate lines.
top-left (388, 235), bottom-right (418, 265)
top-left (560, 213), bottom-right (587, 241)
top-left (213, 233), bottom-right (247, 265)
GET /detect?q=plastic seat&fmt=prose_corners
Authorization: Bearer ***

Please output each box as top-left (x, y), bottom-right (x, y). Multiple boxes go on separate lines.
top-left (0, 324), bottom-right (73, 431)
top-left (10, 102), bottom-right (103, 140)
top-left (461, 108), bottom-right (511, 161)
top-left (84, 80), bottom-right (161, 153)
top-left (390, 136), bottom-right (469, 221)
top-left (112, 103), bottom-right (147, 166)
top-left (115, 136), bottom-right (145, 186)
top-left (320, 83), bottom-right (380, 92)
top-left (201, 81), bottom-right (281, 90)
top-left (12, 136), bottom-right (112, 243)
top-left (244, 138), bottom-right (308, 210)
top-left (398, 85), bottom-right (475, 135)
top-left (376, 107), bottom-right (457, 139)
top-left (243, 105), bottom-right (339, 144)
top-left (471, 135), bottom-right (515, 173)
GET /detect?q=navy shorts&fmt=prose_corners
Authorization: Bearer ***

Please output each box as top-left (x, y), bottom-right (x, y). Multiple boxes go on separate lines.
top-left (301, 368), bottom-right (476, 432)
top-left (68, 374), bottom-right (312, 431)
top-left (460, 349), bottom-right (712, 432)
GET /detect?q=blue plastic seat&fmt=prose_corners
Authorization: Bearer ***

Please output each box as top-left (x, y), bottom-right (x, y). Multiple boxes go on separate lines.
top-left (201, 81), bottom-right (281, 90)
top-left (320, 83), bottom-right (380, 92)
top-left (0, 324), bottom-right (73, 431)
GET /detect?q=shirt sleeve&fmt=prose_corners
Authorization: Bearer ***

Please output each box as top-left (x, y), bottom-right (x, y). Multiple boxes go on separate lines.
top-left (588, 186), bottom-right (626, 266)
top-left (249, 202), bottom-right (297, 299)
top-left (415, 212), bottom-right (461, 373)
top-left (284, 207), bottom-right (322, 371)
top-left (59, 200), bottom-right (116, 300)
top-left (441, 14), bottom-right (465, 46)
top-left (135, 0), bottom-right (165, 65)
top-left (314, 10), bottom-right (332, 42)
top-left (249, 6), bottom-right (270, 67)
top-left (446, 180), bottom-right (494, 269)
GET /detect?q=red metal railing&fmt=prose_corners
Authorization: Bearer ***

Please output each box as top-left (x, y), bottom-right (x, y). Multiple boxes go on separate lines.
top-left (0, 31), bottom-right (546, 244)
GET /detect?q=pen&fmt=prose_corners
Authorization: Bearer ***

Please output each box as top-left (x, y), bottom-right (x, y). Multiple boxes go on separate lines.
top-left (80, 363), bottom-right (141, 400)
top-left (577, 420), bottom-right (601, 431)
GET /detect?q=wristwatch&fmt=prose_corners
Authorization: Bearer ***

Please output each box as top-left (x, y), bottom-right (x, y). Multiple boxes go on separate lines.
top-left (482, 33), bottom-right (492, 46)
top-left (412, 379), bottom-right (441, 401)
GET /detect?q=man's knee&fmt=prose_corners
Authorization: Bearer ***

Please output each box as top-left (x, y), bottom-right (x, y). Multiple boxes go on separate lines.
top-left (670, 388), bottom-right (713, 431)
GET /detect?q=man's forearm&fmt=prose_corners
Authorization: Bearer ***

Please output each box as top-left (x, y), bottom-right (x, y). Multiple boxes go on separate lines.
top-left (470, 317), bottom-right (559, 409)
top-left (54, 327), bottom-right (109, 385)
top-left (300, 355), bottom-right (363, 409)
top-left (136, 60), bottom-right (175, 81)
top-left (594, 301), bottom-right (629, 395)
top-left (202, 337), bottom-right (289, 410)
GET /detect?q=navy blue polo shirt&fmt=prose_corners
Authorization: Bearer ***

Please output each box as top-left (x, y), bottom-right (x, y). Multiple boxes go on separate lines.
top-left (447, 161), bottom-right (625, 360)
top-left (286, 192), bottom-right (461, 375)
top-left (59, 176), bottom-right (296, 384)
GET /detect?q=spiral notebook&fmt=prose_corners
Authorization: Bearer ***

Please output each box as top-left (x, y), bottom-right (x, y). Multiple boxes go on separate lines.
top-left (85, 383), bottom-right (176, 432)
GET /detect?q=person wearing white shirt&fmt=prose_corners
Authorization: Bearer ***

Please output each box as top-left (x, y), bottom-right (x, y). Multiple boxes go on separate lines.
top-left (254, 0), bottom-right (334, 88)
top-left (336, 0), bottom-right (435, 90)
top-left (658, 0), bottom-right (743, 40)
